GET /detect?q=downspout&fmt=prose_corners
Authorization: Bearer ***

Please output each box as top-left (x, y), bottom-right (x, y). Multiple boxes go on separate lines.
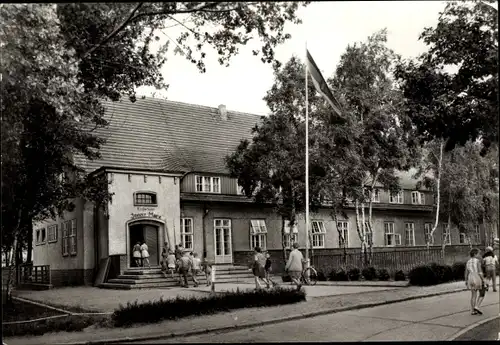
top-left (93, 202), bottom-right (100, 283)
top-left (202, 204), bottom-right (209, 259)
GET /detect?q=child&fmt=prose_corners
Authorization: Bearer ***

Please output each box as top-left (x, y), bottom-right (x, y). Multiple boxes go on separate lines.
top-left (132, 242), bottom-right (142, 267)
top-left (140, 242), bottom-right (151, 269)
top-left (264, 252), bottom-right (276, 287)
top-left (465, 248), bottom-right (485, 315)
top-left (191, 252), bottom-right (201, 287)
top-left (483, 246), bottom-right (498, 292)
top-left (165, 250), bottom-right (176, 279)
top-left (202, 257), bottom-right (212, 286)
top-left (178, 250), bottom-right (192, 288)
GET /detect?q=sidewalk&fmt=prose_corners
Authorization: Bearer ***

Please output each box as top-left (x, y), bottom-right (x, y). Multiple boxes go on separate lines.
top-left (4, 280), bottom-right (477, 345)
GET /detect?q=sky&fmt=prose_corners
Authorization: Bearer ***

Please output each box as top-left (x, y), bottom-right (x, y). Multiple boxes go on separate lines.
top-left (136, 1), bottom-right (448, 116)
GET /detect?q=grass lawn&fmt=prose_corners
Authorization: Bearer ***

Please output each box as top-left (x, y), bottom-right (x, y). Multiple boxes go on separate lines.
top-left (3, 298), bottom-right (66, 322)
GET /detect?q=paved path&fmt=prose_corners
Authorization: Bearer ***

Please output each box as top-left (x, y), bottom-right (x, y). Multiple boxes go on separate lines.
top-left (4, 281), bottom-right (475, 345)
top-left (133, 291), bottom-right (500, 343)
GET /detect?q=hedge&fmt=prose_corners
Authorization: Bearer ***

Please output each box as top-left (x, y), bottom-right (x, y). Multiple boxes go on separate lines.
top-left (112, 287), bottom-right (306, 327)
top-left (409, 262), bottom-right (465, 286)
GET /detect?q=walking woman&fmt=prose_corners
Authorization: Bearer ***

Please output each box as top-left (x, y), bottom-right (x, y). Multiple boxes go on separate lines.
top-left (483, 246), bottom-right (498, 292)
top-left (252, 246), bottom-right (270, 290)
top-left (465, 248), bottom-right (485, 315)
top-left (140, 241), bottom-right (151, 269)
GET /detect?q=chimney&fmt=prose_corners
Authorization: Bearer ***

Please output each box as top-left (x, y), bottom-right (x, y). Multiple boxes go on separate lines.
top-left (218, 104), bottom-right (227, 121)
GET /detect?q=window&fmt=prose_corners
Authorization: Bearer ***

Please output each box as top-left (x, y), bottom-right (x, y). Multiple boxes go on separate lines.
top-left (411, 191), bottom-right (425, 205)
top-left (311, 221), bottom-right (326, 248)
top-left (424, 223), bottom-right (434, 244)
top-left (384, 222), bottom-right (401, 246)
top-left (459, 232), bottom-right (468, 244)
top-left (337, 221), bottom-right (349, 247)
top-left (48, 224), bottom-right (58, 243)
top-left (35, 229), bottom-right (41, 245)
top-left (405, 223), bottom-right (415, 246)
top-left (62, 222), bottom-right (69, 256)
top-left (134, 192), bottom-right (157, 206)
top-left (69, 219), bottom-right (77, 255)
top-left (196, 176), bottom-right (221, 193)
top-left (364, 188), bottom-right (380, 203)
top-left (250, 220), bottom-right (267, 250)
top-left (472, 225), bottom-right (480, 244)
top-left (180, 218), bottom-right (194, 250)
top-left (236, 182), bottom-right (245, 195)
top-left (389, 191), bottom-right (403, 204)
top-left (41, 228), bottom-right (46, 244)
top-left (364, 222), bottom-right (373, 245)
top-left (442, 223), bottom-right (451, 245)
top-left (283, 220), bottom-right (299, 248)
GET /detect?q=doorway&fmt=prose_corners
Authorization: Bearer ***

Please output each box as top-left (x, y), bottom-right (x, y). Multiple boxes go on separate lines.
top-left (129, 223), bottom-right (159, 268)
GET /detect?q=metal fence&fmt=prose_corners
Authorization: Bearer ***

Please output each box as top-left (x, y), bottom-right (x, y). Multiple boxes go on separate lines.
top-left (17, 264), bottom-right (51, 285)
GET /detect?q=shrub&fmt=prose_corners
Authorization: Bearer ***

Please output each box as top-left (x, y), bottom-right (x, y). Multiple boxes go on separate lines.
top-left (329, 269), bottom-right (349, 281)
top-left (409, 265), bottom-right (438, 286)
top-left (282, 274), bottom-right (292, 283)
top-left (112, 287), bottom-right (306, 327)
top-left (316, 271), bottom-right (327, 281)
top-left (394, 270), bottom-right (406, 281)
top-left (377, 268), bottom-right (390, 281)
top-left (347, 268), bottom-right (361, 281)
top-left (362, 267), bottom-right (377, 281)
top-left (429, 263), bottom-right (453, 284)
top-left (451, 262), bottom-right (466, 281)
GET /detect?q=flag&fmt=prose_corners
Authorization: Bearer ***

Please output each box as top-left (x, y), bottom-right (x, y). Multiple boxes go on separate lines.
top-left (306, 49), bottom-right (343, 118)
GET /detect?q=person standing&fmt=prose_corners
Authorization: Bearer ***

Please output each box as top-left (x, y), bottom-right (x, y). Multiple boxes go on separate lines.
top-left (285, 242), bottom-right (304, 291)
top-left (465, 248), bottom-right (485, 315)
top-left (202, 257), bottom-right (212, 286)
top-left (483, 246), bottom-right (498, 292)
top-left (191, 252), bottom-right (201, 287)
top-left (132, 242), bottom-right (142, 267)
top-left (140, 241), bottom-right (151, 269)
top-left (264, 252), bottom-right (276, 287)
top-left (178, 250), bottom-right (192, 288)
top-left (165, 250), bottom-right (176, 279)
top-left (252, 247), bottom-right (270, 290)
top-left (160, 242), bottom-right (168, 274)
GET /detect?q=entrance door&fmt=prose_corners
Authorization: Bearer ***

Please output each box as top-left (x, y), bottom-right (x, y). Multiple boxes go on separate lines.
top-left (129, 224), bottom-right (159, 267)
top-left (214, 219), bottom-right (232, 264)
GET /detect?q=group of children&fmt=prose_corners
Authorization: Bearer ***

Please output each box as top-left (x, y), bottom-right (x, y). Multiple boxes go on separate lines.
top-left (160, 243), bottom-right (212, 288)
top-left (132, 241), bottom-right (151, 268)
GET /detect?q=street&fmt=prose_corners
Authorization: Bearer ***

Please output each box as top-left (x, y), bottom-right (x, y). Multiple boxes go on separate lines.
top-left (129, 290), bottom-right (499, 343)
top-left (454, 317), bottom-right (500, 341)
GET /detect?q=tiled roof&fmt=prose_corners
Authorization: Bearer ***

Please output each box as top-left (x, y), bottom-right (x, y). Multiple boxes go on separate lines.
top-left (74, 98), bottom-right (263, 174)
top-left (74, 97), bottom-right (424, 189)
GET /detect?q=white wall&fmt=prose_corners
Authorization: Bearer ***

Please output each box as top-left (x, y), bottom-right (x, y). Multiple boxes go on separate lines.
top-left (107, 172), bottom-right (181, 255)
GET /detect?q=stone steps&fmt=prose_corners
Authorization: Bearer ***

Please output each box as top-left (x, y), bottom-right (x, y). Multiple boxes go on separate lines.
top-left (99, 265), bottom-right (255, 290)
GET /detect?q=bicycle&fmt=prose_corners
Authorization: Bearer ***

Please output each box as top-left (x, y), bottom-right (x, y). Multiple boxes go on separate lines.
top-left (300, 265), bottom-right (318, 286)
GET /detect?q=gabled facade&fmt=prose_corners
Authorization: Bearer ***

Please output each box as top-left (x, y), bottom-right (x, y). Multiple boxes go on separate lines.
top-left (32, 98), bottom-right (484, 286)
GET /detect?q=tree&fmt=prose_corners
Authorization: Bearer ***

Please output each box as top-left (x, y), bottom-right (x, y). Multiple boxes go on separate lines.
top-left (328, 29), bottom-right (420, 264)
top-left (395, 0), bottom-right (498, 154)
top-left (225, 56), bottom-right (327, 264)
top-left (1, 3), bottom-right (307, 299)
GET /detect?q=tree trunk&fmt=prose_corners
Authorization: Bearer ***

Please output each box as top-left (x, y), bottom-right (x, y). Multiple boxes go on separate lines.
top-left (6, 235), bottom-right (18, 303)
top-left (332, 210), bottom-right (347, 269)
top-left (281, 217), bottom-right (287, 265)
top-left (429, 139), bottom-right (445, 254)
top-left (355, 199), bottom-right (366, 267)
top-left (27, 220), bottom-right (33, 263)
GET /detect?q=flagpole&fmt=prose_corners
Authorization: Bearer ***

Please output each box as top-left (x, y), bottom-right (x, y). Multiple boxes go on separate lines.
top-left (305, 42), bottom-right (310, 269)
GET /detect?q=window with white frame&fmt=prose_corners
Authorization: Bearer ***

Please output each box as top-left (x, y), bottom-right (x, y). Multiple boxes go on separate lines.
top-left (311, 221), bottom-right (326, 248)
top-left (337, 221), bottom-right (349, 247)
top-left (442, 223), bottom-right (451, 245)
top-left (48, 224), bottom-right (58, 243)
top-left (62, 221), bottom-right (69, 256)
top-left (424, 223), bottom-right (434, 244)
top-left (473, 225), bottom-right (480, 244)
top-left (180, 218), bottom-right (194, 250)
top-left (35, 229), bottom-right (40, 245)
top-left (41, 228), bottom-right (46, 244)
top-left (250, 220), bottom-right (267, 250)
top-left (283, 220), bottom-right (299, 248)
top-left (389, 191), bottom-right (404, 204)
top-left (384, 222), bottom-right (401, 246)
top-left (364, 188), bottom-right (380, 203)
top-left (364, 222), bottom-right (373, 245)
top-left (196, 176), bottom-right (220, 193)
top-left (411, 191), bottom-right (425, 205)
top-left (69, 219), bottom-right (77, 255)
top-left (405, 223), bottom-right (415, 246)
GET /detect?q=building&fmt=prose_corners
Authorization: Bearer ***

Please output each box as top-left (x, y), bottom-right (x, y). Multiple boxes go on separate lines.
top-left (32, 98), bottom-right (484, 286)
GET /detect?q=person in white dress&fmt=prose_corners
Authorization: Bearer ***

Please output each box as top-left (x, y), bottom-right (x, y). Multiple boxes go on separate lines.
top-left (140, 242), bottom-right (151, 269)
top-left (483, 246), bottom-right (498, 292)
top-left (465, 248), bottom-right (485, 315)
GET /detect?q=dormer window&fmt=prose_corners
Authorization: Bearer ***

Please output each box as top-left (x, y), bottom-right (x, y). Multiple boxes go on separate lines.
top-left (411, 191), bottom-right (425, 205)
top-left (389, 191), bottom-right (404, 204)
top-left (134, 192), bottom-right (157, 206)
top-left (196, 176), bottom-right (220, 193)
